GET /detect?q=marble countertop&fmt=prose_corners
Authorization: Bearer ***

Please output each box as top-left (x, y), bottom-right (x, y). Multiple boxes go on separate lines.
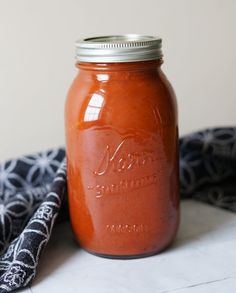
top-left (20, 200), bottom-right (236, 293)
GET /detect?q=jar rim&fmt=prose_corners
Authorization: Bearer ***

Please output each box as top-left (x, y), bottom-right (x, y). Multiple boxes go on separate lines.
top-left (75, 34), bottom-right (163, 63)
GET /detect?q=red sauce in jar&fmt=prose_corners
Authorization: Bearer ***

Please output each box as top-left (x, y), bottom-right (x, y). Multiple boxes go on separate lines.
top-left (65, 35), bottom-right (179, 258)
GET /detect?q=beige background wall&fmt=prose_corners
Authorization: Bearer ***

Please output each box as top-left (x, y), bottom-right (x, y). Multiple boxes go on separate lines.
top-left (0, 0), bottom-right (235, 161)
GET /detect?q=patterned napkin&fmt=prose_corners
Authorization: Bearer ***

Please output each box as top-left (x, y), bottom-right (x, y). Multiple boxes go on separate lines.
top-left (0, 127), bottom-right (236, 292)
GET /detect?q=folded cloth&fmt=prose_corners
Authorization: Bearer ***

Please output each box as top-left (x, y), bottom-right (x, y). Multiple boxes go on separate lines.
top-left (0, 127), bottom-right (236, 292)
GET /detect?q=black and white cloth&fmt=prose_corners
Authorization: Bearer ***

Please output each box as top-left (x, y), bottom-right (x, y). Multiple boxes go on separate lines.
top-left (0, 127), bottom-right (236, 292)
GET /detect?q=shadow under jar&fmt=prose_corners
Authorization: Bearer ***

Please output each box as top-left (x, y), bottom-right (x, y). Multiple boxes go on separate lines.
top-left (65, 35), bottom-right (180, 259)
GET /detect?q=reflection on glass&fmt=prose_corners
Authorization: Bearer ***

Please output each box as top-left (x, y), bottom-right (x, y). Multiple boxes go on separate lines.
top-left (84, 93), bottom-right (104, 122)
top-left (97, 74), bottom-right (109, 81)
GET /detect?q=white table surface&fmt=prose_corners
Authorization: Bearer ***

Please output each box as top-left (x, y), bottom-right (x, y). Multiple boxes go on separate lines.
top-left (19, 200), bottom-right (236, 293)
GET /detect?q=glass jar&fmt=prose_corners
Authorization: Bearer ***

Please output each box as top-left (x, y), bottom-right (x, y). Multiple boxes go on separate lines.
top-left (65, 35), bottom-right (179, 258)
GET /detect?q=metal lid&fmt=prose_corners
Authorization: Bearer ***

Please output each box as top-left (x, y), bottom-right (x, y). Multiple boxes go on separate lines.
top-left (75, 34), bottom-right (162, 63)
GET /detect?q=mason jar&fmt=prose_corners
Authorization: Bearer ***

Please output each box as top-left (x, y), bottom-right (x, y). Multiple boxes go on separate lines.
top-left (65, 35), bottom-right (179, 258)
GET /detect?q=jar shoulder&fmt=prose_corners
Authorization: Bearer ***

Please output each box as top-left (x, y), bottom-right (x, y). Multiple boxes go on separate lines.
top-left (65, 69), bottom-right (177, 130)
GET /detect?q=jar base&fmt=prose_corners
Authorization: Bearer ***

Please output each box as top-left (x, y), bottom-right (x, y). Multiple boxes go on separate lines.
top-left (73, 228), bottom-right (178, 260)
top-left (84, 249), bottom-right (159, 259)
